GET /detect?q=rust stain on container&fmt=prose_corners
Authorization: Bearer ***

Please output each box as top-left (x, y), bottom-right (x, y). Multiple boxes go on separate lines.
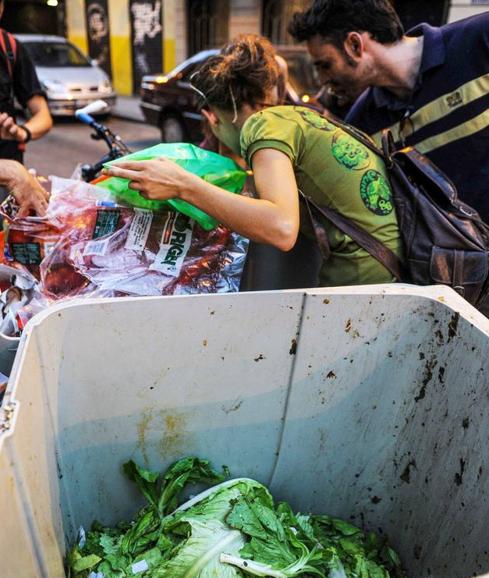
top-left (158, 411), bottom-right (189, 458)
top-left (137, 409), bottom-right (154, 465)
top-left (137, 410), bottom-right (190, 463)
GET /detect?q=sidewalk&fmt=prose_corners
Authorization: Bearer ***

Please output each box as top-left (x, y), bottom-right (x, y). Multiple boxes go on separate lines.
top-left (112, 95), bottom-right (145, 123)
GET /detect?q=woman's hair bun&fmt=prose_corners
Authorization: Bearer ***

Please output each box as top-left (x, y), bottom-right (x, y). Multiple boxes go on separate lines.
top-left (191, 34), bottom-right (280, 112)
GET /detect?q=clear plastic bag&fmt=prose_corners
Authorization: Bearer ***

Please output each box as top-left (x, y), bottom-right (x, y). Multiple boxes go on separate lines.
top-left (2, 177), bottom-right (249, 321)
top-left (44, 207), bottom-right (248, 298)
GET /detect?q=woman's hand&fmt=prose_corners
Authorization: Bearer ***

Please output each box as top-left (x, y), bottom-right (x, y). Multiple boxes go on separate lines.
top-left (104, 158), bottom-right (196, 201)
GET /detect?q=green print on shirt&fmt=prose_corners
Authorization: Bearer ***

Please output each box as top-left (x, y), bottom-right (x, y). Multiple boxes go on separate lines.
top-left (298, 108), bottom-right (335, 131)
top-left (360, 170), bottom-right (394, 216)
top-left (332, 133), bottom-right (371, 171)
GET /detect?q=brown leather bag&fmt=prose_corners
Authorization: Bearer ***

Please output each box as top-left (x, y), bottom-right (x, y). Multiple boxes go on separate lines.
top-left (302, 118), bottom-right (489, 307)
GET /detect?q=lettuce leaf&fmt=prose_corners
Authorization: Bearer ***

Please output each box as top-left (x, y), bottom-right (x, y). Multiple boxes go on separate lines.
top-left (67, 457), bottom-right (405, 578)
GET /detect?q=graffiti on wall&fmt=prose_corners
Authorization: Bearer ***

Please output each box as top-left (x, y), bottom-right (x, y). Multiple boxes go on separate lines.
top-left (85, 0), bottom-right (112, 77)
top-left (129, 0), bottom-right (163, 93)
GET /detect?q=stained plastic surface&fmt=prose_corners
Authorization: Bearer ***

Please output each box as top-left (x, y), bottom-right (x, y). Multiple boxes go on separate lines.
top-left (2, 285), bottom-right (489, 578)
top-left (98, 143), bottom-right (248, 230)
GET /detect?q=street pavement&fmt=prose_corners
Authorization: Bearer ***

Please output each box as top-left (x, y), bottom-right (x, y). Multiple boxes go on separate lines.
top-left (25, 116), bottom-right (161, 179)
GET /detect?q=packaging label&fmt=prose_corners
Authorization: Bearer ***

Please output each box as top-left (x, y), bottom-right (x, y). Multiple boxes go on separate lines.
top-left (83, 238), bottom-right (110, 257)
top-left (11, 242), bottom-right (42, 265)
top-left (151, 214), bottom-right (193, 277)
top-left (125, 209), bottom-right (153, 252)
top-left (93, 209), bottom-right (120, 239)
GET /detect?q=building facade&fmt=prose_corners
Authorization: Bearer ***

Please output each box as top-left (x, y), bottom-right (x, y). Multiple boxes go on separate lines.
top-left (3, 1), bottom-right (486, 96)
top-left (64, 0), bottom-right (313, 95)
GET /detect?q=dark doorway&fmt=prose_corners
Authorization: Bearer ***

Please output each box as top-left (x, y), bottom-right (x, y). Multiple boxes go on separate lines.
top-left (262, 0), bottom-right (312, 44)
top-left (1, 0), bottom-right (65, 35)
top-left (129, 0), bottom-right (164, 94)
top-left (187, 0), bottom-right (229, 56)
top-left (392, 0), bottom-right (450, 30)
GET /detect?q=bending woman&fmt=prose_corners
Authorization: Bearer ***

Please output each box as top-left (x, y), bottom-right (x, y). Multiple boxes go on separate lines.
top-left (106, 35), bottom-right (402, 287)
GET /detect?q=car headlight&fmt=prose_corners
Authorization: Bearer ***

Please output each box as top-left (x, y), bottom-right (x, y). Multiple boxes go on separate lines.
top-left (42, 79), bottom-right (68, 95)
top-left (99, 80), bottom-right (113, 94)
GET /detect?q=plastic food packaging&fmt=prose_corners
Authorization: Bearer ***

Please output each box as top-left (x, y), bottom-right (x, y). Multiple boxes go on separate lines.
top-left (0, 264), bottom-right (41, 337)
top-left (97, 143), bottom-right (247, 231)
top-left (42, 206), bottom-right (248, 299)
top-left (1, 178), bottom-right (248, 318)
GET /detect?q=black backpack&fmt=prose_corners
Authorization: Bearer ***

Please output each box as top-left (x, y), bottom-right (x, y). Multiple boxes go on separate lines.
top-left (301, 118), bottom-right (489, 308)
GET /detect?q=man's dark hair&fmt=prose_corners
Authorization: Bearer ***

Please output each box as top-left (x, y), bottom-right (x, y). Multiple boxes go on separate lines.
top-left (288, 0), bottom-right (404, 47)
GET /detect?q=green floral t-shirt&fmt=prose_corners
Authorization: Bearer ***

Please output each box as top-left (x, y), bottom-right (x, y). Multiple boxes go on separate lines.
top-left (240, 105), bottom-right (403, 287)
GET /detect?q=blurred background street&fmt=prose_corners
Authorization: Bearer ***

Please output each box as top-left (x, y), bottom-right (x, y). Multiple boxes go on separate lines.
top-left (25, 114), bottom-right (159, 177)
top-left (3, 0), bottom-right (486, 178)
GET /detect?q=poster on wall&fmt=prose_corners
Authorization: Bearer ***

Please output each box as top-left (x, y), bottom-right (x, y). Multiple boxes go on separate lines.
top-left (129, 0), bottom-right (163, 93)
top-left (85, 0), bottom-right (112, 77)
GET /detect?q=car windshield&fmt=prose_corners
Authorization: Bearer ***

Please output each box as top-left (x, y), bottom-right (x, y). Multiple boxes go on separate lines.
top-left (24, 41), bottom-right (91, 67)
top-left (282, 52), bottom-right (320, 97)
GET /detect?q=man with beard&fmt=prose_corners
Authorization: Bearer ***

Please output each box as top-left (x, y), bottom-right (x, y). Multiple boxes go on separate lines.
top-left (289, 0), bottom-right (489, 222)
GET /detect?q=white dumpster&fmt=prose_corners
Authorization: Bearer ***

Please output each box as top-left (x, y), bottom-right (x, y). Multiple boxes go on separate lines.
top-left (1, 285), bottom-right (489, 578)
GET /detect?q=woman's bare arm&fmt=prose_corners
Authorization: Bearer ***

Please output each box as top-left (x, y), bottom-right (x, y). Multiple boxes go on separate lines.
top-left (105, 148), bottom-right (300, 251)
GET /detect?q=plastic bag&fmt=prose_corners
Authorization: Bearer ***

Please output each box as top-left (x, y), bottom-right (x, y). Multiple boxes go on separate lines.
top-left (0, 264), bottom-right (43, 337)
top-left (1, 178), bottom-right (116, 282)
top-left (2, 177), bottom-right (248, 328)
top-left (41, 206), bottom-right (248, 298)
top-left (96, 143), bottom-right (247, 231)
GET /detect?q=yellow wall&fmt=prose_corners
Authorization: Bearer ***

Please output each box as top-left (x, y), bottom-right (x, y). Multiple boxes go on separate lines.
top-left (66, 0), bottom-right (88, 54)
top-left (65, 0), bottom-right (177, 94)
top-left (163, 0), bottom-right (177, 73)
top-left (108, 0), bottom-right (133, 95)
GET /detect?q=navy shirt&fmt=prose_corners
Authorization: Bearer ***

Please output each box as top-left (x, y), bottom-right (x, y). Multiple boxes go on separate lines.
top-left (0, 35), bottom-right (46, 162)
top-left (346, 14), bottom-right (489, 221)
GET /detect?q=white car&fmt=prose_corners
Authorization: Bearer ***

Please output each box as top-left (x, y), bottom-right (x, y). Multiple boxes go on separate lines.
top-left (16, 34), bottom-right (116, 116)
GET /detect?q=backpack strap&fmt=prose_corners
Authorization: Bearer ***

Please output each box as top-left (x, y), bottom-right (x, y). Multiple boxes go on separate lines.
top-left (301, 191), bottom-right (331, 261)
top-left (299, 190), bottom-right (404, 282)
top-left (0, 29), bottom-right (17, 81)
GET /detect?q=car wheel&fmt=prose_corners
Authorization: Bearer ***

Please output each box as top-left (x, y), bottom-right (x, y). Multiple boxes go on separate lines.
top-left (160, 115), bottom-right (187, 143)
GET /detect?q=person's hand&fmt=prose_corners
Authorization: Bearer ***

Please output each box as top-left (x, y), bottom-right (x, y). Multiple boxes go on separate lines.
top-left (6, 165), bottom-right (50, 217)
top-left (104, 158), bottom-right (195, 201)
top-left (0, 113), bottom-right (29, 142)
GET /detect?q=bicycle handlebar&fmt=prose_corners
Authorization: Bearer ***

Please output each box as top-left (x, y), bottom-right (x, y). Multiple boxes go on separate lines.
top-left (75, 100), bottom-right (132, 181)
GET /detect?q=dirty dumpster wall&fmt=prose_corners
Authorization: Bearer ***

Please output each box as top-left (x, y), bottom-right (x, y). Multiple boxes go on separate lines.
top-left (1, 285), bottom-right (489, 578)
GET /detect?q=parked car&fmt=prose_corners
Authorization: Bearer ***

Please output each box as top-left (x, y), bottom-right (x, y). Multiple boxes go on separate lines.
top-left (140, 46), bottom-right (322, 143)
top-left (16, 34), bottom-right (117, 117)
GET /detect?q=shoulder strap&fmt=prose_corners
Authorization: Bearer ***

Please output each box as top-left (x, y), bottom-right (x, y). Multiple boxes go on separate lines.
top-left (0, 30), bottom-right (17, 81)
top-left (299, 190), bottom-right (404, 281)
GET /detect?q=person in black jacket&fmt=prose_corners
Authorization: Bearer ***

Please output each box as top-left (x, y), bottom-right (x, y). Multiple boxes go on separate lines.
top-left (0, 0), bottom-right (52, 163)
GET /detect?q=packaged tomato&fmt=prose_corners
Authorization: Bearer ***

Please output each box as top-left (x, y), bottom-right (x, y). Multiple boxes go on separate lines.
top-left (3, 177), bottom-right (248, 311)
top-left (53, 208), bottom-right (248, 297)
top-left (4, 218), bottom-right (62, 279)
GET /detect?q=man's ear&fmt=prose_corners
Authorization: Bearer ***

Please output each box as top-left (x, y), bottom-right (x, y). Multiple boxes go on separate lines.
top-left (201, 108), bottom-right (219, 127)
top-left (344, 32), bottom-right (365, 61)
